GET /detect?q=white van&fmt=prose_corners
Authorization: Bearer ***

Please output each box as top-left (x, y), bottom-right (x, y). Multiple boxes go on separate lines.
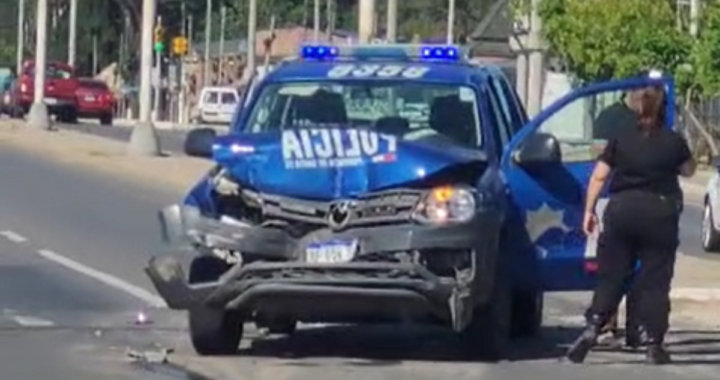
top-left (196, 86), bottom-right (241, 125)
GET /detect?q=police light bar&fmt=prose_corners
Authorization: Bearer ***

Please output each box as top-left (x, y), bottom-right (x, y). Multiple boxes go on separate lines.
top-left (298, 44), bottom-right (463, 62)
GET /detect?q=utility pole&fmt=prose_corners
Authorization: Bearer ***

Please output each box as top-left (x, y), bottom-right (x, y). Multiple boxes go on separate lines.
top-left (68, 0), bottom-right (78, 66)
top-left (326, 0), bottom-right (336, 42)
top-left (243, 0), bottom-right (258, 84)
top-left (28, 0), bottom-right (50, 130)
top-left (690, 0), bottom-right (699, 37)
top-left (16, 0), bottom-right (25, 75)
top-left (219, 5), bottom-right (226, 82)
top-left (387, 0), bottom-right (397, 43)
top-left (204, 0), bottom-right (212, 86)
top-left (128, 0), bottom-right (161, 156)
top-left (313, 0), bottom-right (321, 41)
top-left (446, 0), bottom-right (456, 44)
top-left (358, 0), bottom-right (375, 43)
top-left (526, 0), bottom-right (544, 117)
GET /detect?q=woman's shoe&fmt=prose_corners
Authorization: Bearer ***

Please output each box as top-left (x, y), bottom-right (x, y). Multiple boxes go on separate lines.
top-left (646, 342), bottom-right (671, 364)
top-left (566, 315), bottom-right (604, 364)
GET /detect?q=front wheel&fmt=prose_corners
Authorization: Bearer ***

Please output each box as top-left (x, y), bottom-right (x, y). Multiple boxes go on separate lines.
top-left (457, 275), bottom-right (511, 361)
top-left (189, 308), bottom-right (244, 356)
top-left (702, 202), bottom-right (720, 252)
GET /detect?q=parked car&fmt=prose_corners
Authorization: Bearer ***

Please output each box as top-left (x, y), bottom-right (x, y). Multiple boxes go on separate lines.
top-left (702, 161), bottom-right (720, 252)
top-left (195, 86), bottom-right (241, 125)
top-left (12, 60), bottom-right (80, 123)
top-left (76, 78), bottom-right (115, 125)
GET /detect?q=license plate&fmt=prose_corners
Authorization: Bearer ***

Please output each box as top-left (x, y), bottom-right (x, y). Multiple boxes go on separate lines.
top-left (85, 96), bottom-right (95, 102)
top-left (44, 97), bottom-right (57, 105)
top-left (305, 239), bottom-right (358, 264)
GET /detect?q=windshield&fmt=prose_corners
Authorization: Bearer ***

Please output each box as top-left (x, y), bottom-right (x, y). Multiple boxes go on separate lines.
top-left (244, 81), bottom-right (482, 148)
top-left (25, 65), bottom-right (73, 79)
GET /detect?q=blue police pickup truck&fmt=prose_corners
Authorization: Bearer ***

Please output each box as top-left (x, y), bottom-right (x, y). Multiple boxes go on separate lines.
top-left (145, 44), bottom-right (675, 360)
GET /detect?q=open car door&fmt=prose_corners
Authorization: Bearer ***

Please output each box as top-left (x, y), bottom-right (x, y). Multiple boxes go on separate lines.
top-left (502, 74), bottom-right (675, 292)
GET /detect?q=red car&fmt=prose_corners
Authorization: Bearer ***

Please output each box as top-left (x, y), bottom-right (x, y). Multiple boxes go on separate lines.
top-left (13, 60), bottom-right (80, 123)
top-left (76, 78), bottom-right (115, 125)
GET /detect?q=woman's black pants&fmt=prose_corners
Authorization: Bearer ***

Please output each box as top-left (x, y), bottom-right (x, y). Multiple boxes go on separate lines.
top-left (586, 192), bottom-right (679, 342)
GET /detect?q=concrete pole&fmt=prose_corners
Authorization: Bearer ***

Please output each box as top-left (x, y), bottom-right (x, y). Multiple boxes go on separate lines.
top-left (446, 0), bottom-right (456, 44)
top-left (690, 0), bottom-right (699, 37)
top-left (516, 53), bottom-right (528, 108)
top-left (526, 0), bottom-right (544, 117)
top-left (16, 0), bottom-right (25, 75)
top-left (358, 0), bottom-right (375, 43)
top-left (219, 5), bottom-right (226, 82)
top-left (128, 0), bottom-right (161, 156)
top-left (243, 0), bottom-right (258, 83)
top-left (313, 0), bottom-right (321, 41)
top-left (27, 0), bottom-right (50, 130)
top-left (386, 0), bottom-right (397, 43)
top-left (204, 0), bottom-right (212, 86)
top-left (68, 0), bottom-right (78, 66)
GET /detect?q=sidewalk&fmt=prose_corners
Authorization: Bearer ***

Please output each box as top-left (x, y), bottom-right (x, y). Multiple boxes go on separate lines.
top-left (1, 121), bottom-right (719, 326)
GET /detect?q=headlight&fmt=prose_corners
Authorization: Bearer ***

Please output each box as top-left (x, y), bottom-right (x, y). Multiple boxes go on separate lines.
top-left (413, 186), bottom-right (476, 224)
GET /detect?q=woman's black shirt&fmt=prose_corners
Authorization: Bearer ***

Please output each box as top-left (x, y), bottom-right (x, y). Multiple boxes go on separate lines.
top-left (599, 125), bottom-right (692, 198)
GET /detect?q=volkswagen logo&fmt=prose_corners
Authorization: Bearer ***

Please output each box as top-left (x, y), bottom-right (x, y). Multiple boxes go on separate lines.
top-left (327, 200), bottom-right (355, 230)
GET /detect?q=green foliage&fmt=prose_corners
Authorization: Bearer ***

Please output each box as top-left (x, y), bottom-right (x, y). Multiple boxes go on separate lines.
top-left (539, 0), bottom-right (690, 83)
top-left (688, 0), bottom-right (720, 97)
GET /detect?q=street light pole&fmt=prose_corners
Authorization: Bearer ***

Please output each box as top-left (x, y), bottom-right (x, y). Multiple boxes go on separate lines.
top-left (128, 0), bottom-right (161, 156)
top-left (204, 0), bottom-right (212, 86)
top-left (16, 0), bottom-right (25, 75)
top-left (27, 0), bottom-right (50, 130)
top-left (358, 0), bottom-right (375, 43)
top-left (313, 0), bottom-right (321, 41)
top-left (68, 0), bottom-right (78, 66)
top-left (386, 0), bottom-right (397, 43)
top-left (446, 0), bottom-right (456, 44)
top-left (243, 0), bottom-right (258, 84)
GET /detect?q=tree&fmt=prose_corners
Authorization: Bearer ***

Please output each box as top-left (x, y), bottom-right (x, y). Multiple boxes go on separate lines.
top-left (538, 0), bottom-right (690, 83)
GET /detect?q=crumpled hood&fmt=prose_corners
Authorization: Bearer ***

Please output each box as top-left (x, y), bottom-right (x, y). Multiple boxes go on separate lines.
top-left (211, 128), bottom-right (485, 200)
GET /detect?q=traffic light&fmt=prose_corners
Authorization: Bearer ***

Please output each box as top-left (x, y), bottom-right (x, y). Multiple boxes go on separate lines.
top-left (172, 36), bottom-right (189, 56)
top-left (154, 25), bottom-right (165, 52)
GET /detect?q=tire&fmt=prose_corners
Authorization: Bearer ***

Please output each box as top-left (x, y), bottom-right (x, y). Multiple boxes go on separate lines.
top-left (457, 266), bottom-right (511, 361)
top-left (187, 256), bottom-right (243, 356)
top-left (58, 107), bottom-right (78, 124)
top-left (702, 202), bottom-right (720, 252)
top-left (510, 289), bottom-right (543, 338)
top-left (99, 113), bottom-right (113, 126)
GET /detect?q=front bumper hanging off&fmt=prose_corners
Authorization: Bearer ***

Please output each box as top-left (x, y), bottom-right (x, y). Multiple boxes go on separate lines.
top-left (146, 205), bottom-right (498, 329)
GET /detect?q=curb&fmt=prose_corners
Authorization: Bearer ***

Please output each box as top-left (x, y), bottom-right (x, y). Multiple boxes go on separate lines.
top-left (670, 287), bottom-right (720, 302)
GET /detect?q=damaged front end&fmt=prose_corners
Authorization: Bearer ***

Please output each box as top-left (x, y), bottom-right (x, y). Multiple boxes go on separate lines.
top-left (147, 183), bottom-right (501, 332)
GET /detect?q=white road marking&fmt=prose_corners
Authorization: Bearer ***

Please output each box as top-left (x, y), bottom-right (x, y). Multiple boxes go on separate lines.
top-left (36, 249), bottom-right (167, 308)
top-left (12, 315), bottom-right (55, 327)
top-left (0, 230), bottom-right (27, 243)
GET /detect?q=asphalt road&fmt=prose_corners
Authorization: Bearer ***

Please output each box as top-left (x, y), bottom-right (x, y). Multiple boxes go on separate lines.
top-left (0, 128), bottom-right (718, 379)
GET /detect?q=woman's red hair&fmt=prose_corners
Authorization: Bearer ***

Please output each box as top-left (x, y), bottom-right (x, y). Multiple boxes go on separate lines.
top-left (631, 87), bottom-right (665, 130)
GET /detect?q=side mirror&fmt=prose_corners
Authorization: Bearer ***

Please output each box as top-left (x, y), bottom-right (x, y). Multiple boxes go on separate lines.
top-left (184, 128), bottom-right (217, 158)
top-left (513, 132), bottom-right (561, 167)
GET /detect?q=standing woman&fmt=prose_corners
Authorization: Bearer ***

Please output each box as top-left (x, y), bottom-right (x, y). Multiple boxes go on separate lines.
top-left (566, 84), bottom-right (696, 364)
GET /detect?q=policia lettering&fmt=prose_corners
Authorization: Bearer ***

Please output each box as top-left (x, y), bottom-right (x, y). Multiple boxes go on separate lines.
top-left (282, 129), bottom-right (397, 169)
top-left (327, 64), bottom-right (430, 79)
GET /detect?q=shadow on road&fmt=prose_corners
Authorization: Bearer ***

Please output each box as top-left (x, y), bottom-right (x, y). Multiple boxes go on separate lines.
top-left (231, 324), bottom-right (720, 366)
top-left (236, 323), bottom-right (583, 364)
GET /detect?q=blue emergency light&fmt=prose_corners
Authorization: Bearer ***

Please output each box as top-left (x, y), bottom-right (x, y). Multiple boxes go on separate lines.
top-left (298, 44), bottom-right (463, 62)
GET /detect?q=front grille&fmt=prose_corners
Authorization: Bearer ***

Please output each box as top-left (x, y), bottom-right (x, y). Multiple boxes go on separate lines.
top-left (246, 189), bottom-right (424, 228)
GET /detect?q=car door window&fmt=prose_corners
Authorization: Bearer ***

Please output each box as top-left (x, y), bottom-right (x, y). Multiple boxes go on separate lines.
top-left (485, 88), bottom-right (511, 149)
top-left (220, 92), bottom-right (237, 105)
top-left (536, 88), bottom-right (630, 163)
top-left (203, 91), bottom-right (219, 105)
top-left (491, 76), bottom-right (527, 135)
